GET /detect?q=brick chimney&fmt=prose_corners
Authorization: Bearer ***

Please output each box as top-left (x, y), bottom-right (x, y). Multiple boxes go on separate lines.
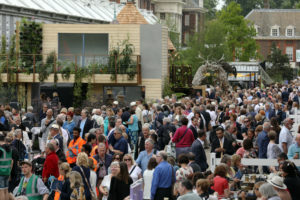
top-left (264, 0), bottom-right (270, 9)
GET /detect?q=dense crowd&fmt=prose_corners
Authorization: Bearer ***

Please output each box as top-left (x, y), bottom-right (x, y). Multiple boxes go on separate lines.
top-left (1, 83), bottom-right (300, 200)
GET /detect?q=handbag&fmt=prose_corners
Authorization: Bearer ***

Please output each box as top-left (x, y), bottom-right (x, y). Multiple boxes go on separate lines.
top-left (165, 128), bottom-right (189, 158)
top-left (79, 167), bottom-right (97, 200)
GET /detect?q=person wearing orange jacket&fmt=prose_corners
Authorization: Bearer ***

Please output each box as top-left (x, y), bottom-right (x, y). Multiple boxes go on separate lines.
top-left (66, 127), bottom-right (86, 168)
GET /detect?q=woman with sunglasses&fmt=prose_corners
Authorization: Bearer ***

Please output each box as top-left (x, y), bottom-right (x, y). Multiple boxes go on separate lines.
top-left (99, 161), bottom-right (120, 200)
top-left (123, 154), bottom-right (142, 183)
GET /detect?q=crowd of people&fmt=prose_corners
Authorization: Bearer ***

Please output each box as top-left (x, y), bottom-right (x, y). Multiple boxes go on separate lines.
top-left (0, 83), bottom-right (300, 200)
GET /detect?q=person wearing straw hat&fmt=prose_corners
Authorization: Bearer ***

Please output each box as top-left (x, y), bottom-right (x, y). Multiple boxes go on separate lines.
top-left (267, 175), bottom-right (291, 200)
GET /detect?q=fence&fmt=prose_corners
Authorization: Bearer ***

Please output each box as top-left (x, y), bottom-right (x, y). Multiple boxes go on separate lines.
top-left (210, 153), bottom-right (300, 172)
top-left (0, 53), bottom-right (142, 84)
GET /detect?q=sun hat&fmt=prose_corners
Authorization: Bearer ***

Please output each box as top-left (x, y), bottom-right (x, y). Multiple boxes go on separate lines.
top-left (267, 175), bottom-right (287, 190)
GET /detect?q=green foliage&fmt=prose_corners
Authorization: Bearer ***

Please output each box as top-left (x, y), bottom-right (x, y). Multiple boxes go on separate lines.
top-left (1, 35), bottom-right (6, 55)
top-left (19, 19), bottom-right (43, 71)
top-left (267, 43), bottom-right (293, 82)
top-left (225, 0), bottom-right (263, 16)
top-left (204, 0), bottom-right (218, 20)
top-left (163, 77), bottom-right (174, 97)
top-left (269, 0), bottom-right (300, 8)
top-left (108, 38), bottom-right (137, 81)
top-left (218, 2), bottom-right (258, 61)
top-left (38, 52), bottom-right (55, 82)
top-left (173, 2), bottom-right (257, 74)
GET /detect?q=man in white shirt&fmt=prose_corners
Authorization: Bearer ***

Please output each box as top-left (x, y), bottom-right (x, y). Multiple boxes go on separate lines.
top-left (279, 118), bottom-right (294, 154)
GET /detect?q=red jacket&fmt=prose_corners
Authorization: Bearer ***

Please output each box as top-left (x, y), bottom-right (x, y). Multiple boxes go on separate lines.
top-left (42, 152), bottom-right (59, 179)
top-left (172, 125), bottom-right (195, 148)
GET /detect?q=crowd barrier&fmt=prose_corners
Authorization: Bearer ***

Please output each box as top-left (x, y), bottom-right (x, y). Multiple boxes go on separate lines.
top-left (210, 153), bottom-right (300, 172)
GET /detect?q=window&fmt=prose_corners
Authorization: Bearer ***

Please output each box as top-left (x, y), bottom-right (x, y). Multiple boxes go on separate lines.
top-left (286, 47), bottom-right (294, 61)
top-left (272, 29), bottom-right (278, 36)
top-left (58, 33), bottom-right (109, 66)
top-left (184, 32), bottom-right (189, 44)
top-left (271, 25), bottom-right (280, 37)
top-left (160, 13), bottom-right (165, 20)
top-left (185, 14), bottom-right (190, 26)
top-left (286, 26), bottom-right (294, 37)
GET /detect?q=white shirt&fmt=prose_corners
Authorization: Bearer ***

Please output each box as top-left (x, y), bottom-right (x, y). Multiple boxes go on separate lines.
top-left (197, 138), bottom-right (204, 146)
top-left (143, 169), bottom-right (154, 199)
top-left (60, 127), bottom-right (69, 154)
top-left (279, 126), bottom-right (294, 152)
top-left (101, 175), bottom-right (112, 200)
top-left (92, 114), bottom-right (104, 126)
top-left (128, 165), bottom-right (142, 183)
top-left (89, 170), bottom-right (97, 197)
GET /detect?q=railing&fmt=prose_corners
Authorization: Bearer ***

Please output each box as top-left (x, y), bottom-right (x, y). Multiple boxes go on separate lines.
top-left (0, 53), bottom-right (142, 84)
top-left (169, 65), bottom-right (193, 88)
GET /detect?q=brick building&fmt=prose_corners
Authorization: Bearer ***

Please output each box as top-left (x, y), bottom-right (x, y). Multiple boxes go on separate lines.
top-left (246, 9), bottom-right (300, 68)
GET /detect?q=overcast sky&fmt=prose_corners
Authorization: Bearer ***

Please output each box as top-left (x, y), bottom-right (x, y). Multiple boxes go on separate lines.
top-left (217, 0), bottom-right (225, 10)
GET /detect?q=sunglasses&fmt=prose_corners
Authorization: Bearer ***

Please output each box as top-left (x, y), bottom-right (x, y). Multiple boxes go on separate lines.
top-left (124, 159), bottom-right (131, 161)
top-left (114, 157), bottom-right (120, 160)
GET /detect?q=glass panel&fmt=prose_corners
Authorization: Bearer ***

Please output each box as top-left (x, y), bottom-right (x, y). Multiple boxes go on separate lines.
top-left (58, 33), bottom-right (83, 65)
top-left (125, 87), bottom-right (142, 102)
top-left (84, 34), bottom-right (109, 66)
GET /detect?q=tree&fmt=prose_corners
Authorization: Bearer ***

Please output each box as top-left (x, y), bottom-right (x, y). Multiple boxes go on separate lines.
top-left (269, 0), bottom-right (300, 8)
top-left (204, 0), bottom-right (218, 19)
top-left (225, 0), bottom-right (264, 16)
top-left (172, 2), bottom-right (258, 73)
top-left (218, 2), bottom-right (258, 61)
top-left (267, 43), bottom-right (293, 82)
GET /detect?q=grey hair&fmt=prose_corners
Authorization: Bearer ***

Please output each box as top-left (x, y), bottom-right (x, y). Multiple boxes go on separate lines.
top-left (110, 161), bottom-right (119, 168)
top-left (142, 123), bottom-right (150, 130)
top-left (263, 122), bottom-right (271, 131)
top-left (14, 129), bottom-right (22, 137)
top-left (46, 143), bottom-right (55, 152)
top-left (89, 128), bottom-right (96, 134)
top-left (27, 106), bottom-right (33, 112)
top-left (220, 154), bottom-right (231, 164)
top-left (98, 143), bottom-right (106, 149)
top-left (163, 117), bottom-right (171, 123)
top-left (283, 118), bottom-right (290, 126)
top-left (145, 138), bottom-right (154, 146)
top-left (158, 151), bottom-right (168, 160)
top-left (259, 183), bottom-right (278, 198)
top-left (114, 127), bottom-right (122, 134)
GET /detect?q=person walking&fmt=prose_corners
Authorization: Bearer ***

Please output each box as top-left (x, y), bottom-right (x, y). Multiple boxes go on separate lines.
top-left (151, 151), bottom-right (176, 200)
top-left (42, 143), bottom-right (59, 183)
top-left (66, 127), bottom-right (86, 168)
top-left (171, 117), bottom-right (195, 158)
top-left (0, 134), bottom-right (13, 200)
top-left (143, 158), bottom-right (157, 200)
top-left (108, 162), bottom-right (133, 200)
top-left (14, 160), bottom-right (49, 200)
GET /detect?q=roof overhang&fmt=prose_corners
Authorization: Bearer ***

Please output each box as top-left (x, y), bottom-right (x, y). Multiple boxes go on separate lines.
top-left (182, 7), bottom-right (207, 13)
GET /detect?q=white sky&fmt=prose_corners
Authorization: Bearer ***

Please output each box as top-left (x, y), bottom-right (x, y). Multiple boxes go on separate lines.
top-left (216, 0), bottom-right (225, 10)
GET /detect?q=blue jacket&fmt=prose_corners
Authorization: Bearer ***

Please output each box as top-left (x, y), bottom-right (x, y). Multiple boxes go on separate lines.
top-left (257, 131), bottom-right (270, 158)
top-left (151, 161), bottom-right (175, 199)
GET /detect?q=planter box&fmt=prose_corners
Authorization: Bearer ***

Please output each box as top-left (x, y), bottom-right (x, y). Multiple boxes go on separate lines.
top-left (0, 73), bottom-right (138, 84)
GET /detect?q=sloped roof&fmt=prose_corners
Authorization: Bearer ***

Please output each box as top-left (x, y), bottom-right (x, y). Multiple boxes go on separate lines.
top-left (246, 9), bottom-right (300, 37)
top-left (117, 2), bottom-right (148, 24)
top-left (0, 0), bottom-right (158, 24)
top-left (117, 2), bottom-right (175, 50)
